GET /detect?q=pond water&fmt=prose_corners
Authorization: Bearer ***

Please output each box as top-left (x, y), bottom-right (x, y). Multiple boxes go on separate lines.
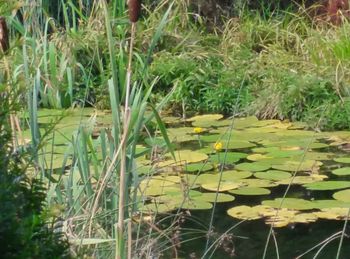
top-left (178, 189), bottom-right (350, 258)
top-left (21, 110), bottom-right (350, 258)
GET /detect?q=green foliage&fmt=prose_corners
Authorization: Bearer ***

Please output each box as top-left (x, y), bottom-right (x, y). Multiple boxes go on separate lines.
top-left (0, 91), bottom-right (70, 258)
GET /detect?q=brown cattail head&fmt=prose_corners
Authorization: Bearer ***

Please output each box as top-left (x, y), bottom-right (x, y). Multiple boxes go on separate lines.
top-left (327, 0), bottom-right (350, 25)
top-left (0, 17), bottom-right (9, 53)
top-left (128, 0), bottom-right (141, 23)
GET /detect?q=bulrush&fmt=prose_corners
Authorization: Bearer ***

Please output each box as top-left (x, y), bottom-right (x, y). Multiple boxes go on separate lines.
top-left (128, 0), bottom-right (141, 23)
top-left (0, 17), bottom-right (9, 53)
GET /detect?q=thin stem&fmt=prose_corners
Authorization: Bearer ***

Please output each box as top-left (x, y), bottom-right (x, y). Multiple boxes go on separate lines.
top-left (336, 208), bottom-right (350, 259)
top-left (116, 21), bottom-right (136, 259)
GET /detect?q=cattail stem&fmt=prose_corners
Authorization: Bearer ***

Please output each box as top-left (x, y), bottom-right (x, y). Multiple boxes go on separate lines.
top-left (116, 21), bottom-right (136, 259)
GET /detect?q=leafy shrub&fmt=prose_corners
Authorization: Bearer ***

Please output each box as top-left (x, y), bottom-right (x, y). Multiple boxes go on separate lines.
top-left (0, 90), bottom-right (70, 258)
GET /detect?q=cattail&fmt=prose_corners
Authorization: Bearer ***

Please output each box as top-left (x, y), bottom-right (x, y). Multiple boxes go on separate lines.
top-left (0, 17), bottom-right (9, 53)
top-left (128, 0), bottom-right (141, 23)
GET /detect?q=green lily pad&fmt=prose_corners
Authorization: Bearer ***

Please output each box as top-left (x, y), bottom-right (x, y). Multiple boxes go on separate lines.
top-left (332, 167), bottom-right (350, 176)
top-left (195, 174), bottom-right (220, 184)
top-left (247, 153), bottom-right (273, 161)
top-left (188, 114), bottom-right (224, 122)
top-left (200, 134), bottom-right (221, 143)
top-left (227, 205), bottom-right (272, 220)
top-left (221, 170), bottom-right (253, 180)
top-left (185, 163), bottom-right (213, 173)
top-left (234, 116), bottom-right (259, 129)
top-left (312, 200), bottom-right (350, 209)
top-left (229, 187), bottom-right (271, 196)
top-left (224, 140), bottom-right (256, 150)
top-left (254, 170), bottom-right (292, 181)
top-left (194, 192), bottom-right (235, 203)
top-left (209, 152), bottom-right (247, 164)
top-left (159, 150), bottom-right (208, 167)
top-left (303, 181), bottom-right (350, 191)
top-left (235, 162), bottom-right (270, 172)
top-left (333, 189), bottom-right (350, 202)
top-left (141, 202), bottom-right (176, 213)
top-left (188, 171), bottom-right (251, 186)
top-left (262, 198), bottom-right (315, 210)
top-left (239, 178), bottom-right (278, 188)
top-left (266, 150), bottom-right (305, 158)
top-left (167, 127), bottom-right (198, 142)
top-left (276, 175), bottom-right (327, 185)
top-left (201, 182), bottom-right (241, 192)
top-left (176, 200), bottom-right (213, 210)
top-left (334, 157), bottom-right (350, 164)
top-left (272, 160), bottom-right (322, 172)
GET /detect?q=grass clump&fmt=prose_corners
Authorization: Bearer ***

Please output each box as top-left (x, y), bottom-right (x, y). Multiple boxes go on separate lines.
top-left (148, 7), bottom-right (350, 129)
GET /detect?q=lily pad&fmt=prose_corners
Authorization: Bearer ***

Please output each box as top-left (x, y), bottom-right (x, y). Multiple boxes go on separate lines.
top-left (332, 167), bottom-right (350, 176)
top-left (229, 187), bottom-right (271, 196)
top-left (303, 181), bottom-right (350, 191)
top-left (276, 175), bottom-right (327, 185)
top-left (209, 152), bottom-right (247, 164)
top-left (141, 202), bottom-right (176, 213)
top-left (221, 170), bottom-right (253, 180)
top-left (272, 160), bottom-right (322, 172)
top-left (313, 208), bottom-right (350, 220)
top-left (265, 211), bottom-right (317, 227)
top-left (312, 200), bottom-right (350, 209)
top-left (188, 114), bottom-right (224, 122)
top-left (177, 200), bottom-right (213, 210)
top-left (159, 150), bottom-right (208, 167)
top-left (333, 189), bottom-right (350, 202)
top-left (185, 163), bottom-right (213, 173)
top-left (224, 140), bottom-right (256, 150)
top-left (262, 198), bottom-right (315, 210)
top-left (196, 174), bottom-right (221, 184)
top-left (254, 170), bottom-right (292, 181)
top-left (235, 162), bottom-right (270, 172)
top-left (239, 178), bottom-right (278, 188)
top-left (201, 182), bottom-right (241, 192)
top-left (234, 116), bottom-right (259, 129)
top-left (227, 205), bottom-right (272, 220)
top-left (334, 157), bottom-right (350, 164)
top-left (195, 193), bottom-right (235, 203)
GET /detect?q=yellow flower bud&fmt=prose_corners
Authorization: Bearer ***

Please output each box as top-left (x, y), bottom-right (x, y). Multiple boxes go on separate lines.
top-left (193, 127), bottom-right (204, 134)
top-left (214, 142), bottom-right (223, 151)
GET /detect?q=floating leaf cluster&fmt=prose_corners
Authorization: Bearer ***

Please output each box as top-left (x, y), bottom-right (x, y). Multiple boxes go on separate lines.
top-left (22, 111), bottom-right (350, 228)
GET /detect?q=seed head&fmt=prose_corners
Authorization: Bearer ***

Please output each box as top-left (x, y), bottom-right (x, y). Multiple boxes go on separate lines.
top-left (128, 0), bottom-right (141, 23)
top-left (0, 17), bottom-right (9, 53)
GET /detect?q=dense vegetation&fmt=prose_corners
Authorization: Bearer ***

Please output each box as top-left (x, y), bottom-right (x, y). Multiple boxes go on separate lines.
top-left (1, 0), bottom-right (348, 129)
top-left (0, 78), bottom-right (70, 258)
top-left (1, 0), bottom-right (350, 258)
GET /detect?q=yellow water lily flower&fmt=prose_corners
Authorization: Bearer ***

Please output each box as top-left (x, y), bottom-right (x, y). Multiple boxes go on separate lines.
top-left (214, 142), bottom-right (223, 151)
top-left (193, 127), bottom-right (204, 134)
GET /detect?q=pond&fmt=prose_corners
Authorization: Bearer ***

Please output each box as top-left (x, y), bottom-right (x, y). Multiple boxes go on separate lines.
top-left (137, 114), bottom-right (350, 258)
top-left (21, 110), bottom-right (350, 258)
